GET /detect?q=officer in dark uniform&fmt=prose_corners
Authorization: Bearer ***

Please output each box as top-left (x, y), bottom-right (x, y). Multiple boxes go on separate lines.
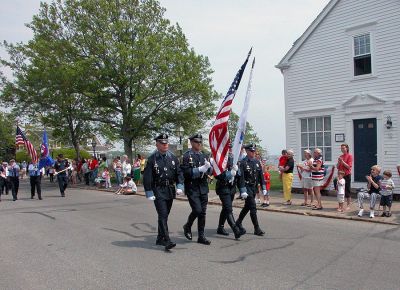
top-left (143, 133), bottom-right (184, 251)
top-left (236, 144), bottom-right (266, 236)
top-left (181, 133), bottom-right (213, 245)
top-left (28, 161), bottom-right (42, 200)
top-left (54, 154), bottom-right (69, 197)
top-left (215, 145), bottom-right (242, 240)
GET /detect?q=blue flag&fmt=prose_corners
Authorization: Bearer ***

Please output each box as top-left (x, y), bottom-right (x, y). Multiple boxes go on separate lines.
top-left (38, 128), bottom-right (55, 170)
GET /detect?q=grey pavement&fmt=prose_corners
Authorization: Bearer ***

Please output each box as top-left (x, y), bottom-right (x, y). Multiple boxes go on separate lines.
top-left (1, 179), bottom-right (400, 289)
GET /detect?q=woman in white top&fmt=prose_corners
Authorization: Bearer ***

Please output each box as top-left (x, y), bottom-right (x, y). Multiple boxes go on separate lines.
top-left (297, 149), bottom-right (314, 207)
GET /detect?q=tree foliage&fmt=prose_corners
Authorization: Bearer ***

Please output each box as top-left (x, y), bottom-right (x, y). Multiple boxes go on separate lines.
top-left (0, 0), bottom-right (219, 161)
top-left (0, 112), bottom-right (17, 161)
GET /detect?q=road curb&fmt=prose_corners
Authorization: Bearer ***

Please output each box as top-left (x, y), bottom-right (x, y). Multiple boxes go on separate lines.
top-left (73, 185), bottom-right (399, 226)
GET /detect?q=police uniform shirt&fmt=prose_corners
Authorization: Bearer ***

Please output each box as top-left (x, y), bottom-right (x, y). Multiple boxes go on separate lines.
top-left (143, 150), bottom-right (184, 199)
top-left (238, 156), bottom-right (266, 195)
top-left (181, 149), bottom-right (212, 195)
top-left (7, 164), bottom-right (20, 177)
top-left (215, 153), bottom-right (239, 195)
top-left (55, 159), bottom-right (69, 175)
top-left (28, 164), bottom-right (41, 177)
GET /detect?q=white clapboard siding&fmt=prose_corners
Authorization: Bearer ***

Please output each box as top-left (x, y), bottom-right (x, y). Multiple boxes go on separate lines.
top-left (277, 0), bottom-right (400, 193)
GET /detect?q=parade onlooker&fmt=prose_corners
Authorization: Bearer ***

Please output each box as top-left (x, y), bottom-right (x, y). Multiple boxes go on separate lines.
top-left (89, 156), bottom-right (99, 186)
top-left (0, 162), bottom-right (9, 198)
top-left (28, 161), bottom-right (42, 200)
top-left (71, 160), bottom-right (78, 185)
top-left (297, 149), bottom-right (314, 207)
top-left (49, 166), bottom-right (55, 182)
top-left (8, 159), bottom-right (20, 201)
top-left (121, 155), bottom-right (131, 178)
top-left (336, 171), bottom-right (345, 212)
top-left (20, 161), bottom-right (27, 179)
top-left (379, 170), bottom-right (395, 217)
top-left (278, 149), bottom-right (288, 181)
top-left (54, 154), bottom-right (70, 197)
top-left (113, 157), bottom-right (122, 186)
top-left (98, 157), bottom-right (108, 174)
top-left (261, 164), bottom-right (271, 207)
top-left (132, 154), bottom-right (141, 185)
top-left (115, 176), bottom-right (137, 195)
top-left (102, 167), bottom-right (111, 188)
top-left (81, 159), bottom-right (90, 185)
top-left (309, 148), bottom-right (324, 210)
top-left (279, 149), bottom-right (294, 205)
top-left (357, 165), bottom-right (382, 218)
top-left (337, 143), bottom-right (353, 210)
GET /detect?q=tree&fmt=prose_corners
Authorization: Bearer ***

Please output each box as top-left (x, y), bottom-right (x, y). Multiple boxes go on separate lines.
top-left (0, 112), bottom-right (17, 161)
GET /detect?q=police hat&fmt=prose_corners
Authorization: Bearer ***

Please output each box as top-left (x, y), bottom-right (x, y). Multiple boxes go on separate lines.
top-left (189, 133), bottom-right (202, 143)
top-left (244, 143), bottom-right (256, 152)
top-left (154, 133), bottom-right (169, 144)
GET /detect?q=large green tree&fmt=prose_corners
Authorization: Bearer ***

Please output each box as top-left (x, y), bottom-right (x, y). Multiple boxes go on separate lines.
top-left (0, 112), bottom-right (16, 161)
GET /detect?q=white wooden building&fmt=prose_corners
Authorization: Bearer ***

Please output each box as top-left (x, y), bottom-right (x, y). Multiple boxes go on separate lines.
top-left (276, 0), bottom-right (400, 193)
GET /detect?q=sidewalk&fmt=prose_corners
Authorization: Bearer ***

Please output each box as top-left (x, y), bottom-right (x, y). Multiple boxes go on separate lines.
top-left (73, 182), bottom-right (400, 226)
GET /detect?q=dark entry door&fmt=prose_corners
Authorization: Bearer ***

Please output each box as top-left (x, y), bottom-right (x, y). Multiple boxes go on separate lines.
top-left (353, 118), bottom-right (377, 182)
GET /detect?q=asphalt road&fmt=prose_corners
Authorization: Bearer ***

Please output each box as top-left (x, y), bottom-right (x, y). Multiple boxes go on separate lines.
top-left (1, 180), bottom-right (400, 290)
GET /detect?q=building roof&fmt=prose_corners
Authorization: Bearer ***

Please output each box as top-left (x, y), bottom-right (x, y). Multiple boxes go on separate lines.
top-left (276, 0), bottom-right (340, 70)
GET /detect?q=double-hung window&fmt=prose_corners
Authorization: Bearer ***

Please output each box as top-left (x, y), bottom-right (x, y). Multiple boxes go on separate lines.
top-left (300, 117), bottom-right (332, 161)
top-left (353, 33), bottom-right (371, 76)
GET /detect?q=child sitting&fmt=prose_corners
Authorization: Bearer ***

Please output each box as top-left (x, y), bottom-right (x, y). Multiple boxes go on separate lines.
top-left (379, 170), bottom-right (395, 217)
top-left (115, 176), bottom-right (137, 195)
top-left (102, 167), bottom-right (111, 188)
top-left (336, 171), bottom-right (345, 212)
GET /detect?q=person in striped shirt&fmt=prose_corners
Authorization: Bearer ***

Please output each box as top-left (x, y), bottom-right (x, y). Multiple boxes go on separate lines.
top-left (309, 148), bottom-right (324, 210)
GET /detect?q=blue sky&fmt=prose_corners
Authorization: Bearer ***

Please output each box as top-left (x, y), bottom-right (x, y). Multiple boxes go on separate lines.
top-left (0, 0), bottom-right (330, 154)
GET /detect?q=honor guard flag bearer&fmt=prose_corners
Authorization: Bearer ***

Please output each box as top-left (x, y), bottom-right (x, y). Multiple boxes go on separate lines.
top-left (209, 49), bottom-right (252, 175)
top-left (39, 128), bottom-right (55, 170)
top-left (16, 126), bottom-right (38, 163)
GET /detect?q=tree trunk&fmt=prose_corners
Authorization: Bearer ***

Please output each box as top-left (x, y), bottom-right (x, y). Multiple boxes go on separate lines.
top-left (73, 141), bottom-right (81, 160)
top-left (123, 137), bottom-right (133, 162)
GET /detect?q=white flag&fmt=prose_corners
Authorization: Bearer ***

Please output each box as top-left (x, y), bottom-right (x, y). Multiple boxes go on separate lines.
top-left (232, 57), bottom-right (255, 166)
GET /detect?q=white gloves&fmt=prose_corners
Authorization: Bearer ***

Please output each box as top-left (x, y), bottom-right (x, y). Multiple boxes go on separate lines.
top-left (232, 165), bottom-right (238, 171)
top-left (241, 192), bottom-right (248, 199)
top-left (147, 196), bottom-right (156, 201)
top-left (176, 189), bottom-right (183, 195)
top-left (262, 190), bottom-right (268, 196)
top-left (230, 169), bottom-right (237, 177)
top-left (198, 161), bottom-right (211, 173)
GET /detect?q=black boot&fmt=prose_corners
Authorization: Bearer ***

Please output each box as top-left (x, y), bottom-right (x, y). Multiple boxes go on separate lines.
top-left (156, 237), bottom-right (166, 246)
top-left (197, 215), bottom-right (211, 245)
top-left (250, 213), bottom-right (265, 236)
top-left (227, 213), bottom-right (242, 240)
top-left (217, 225), bottom-right (229, 236)
top-left (236, 210), bottom-right (247, 235)
top-left (183, 218), bottom-right (193, 241)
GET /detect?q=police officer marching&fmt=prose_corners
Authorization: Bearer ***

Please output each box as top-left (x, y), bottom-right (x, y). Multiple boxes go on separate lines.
top-left (215, 144), bottom-right (242, 240)
top-left (181, 133), bottom-right (213, 245)
top-left (28, 160), bottom-right (42, 200)
top-left (236, 144), bottom-right (266, 236)
top-left (143, 134), bottom-right (184, 251)
top-left (54, 154), bottom-right (69, 197)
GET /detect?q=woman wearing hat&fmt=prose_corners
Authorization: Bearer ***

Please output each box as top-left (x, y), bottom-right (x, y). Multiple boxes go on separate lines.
top-left (279, 149), bottom-right (294, 205)
top-left (297, 149), bottom-right (314, 207)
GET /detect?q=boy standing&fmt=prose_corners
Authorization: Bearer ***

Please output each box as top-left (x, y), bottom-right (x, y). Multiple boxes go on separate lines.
top-left (336, 171), bottom-right (345, 212)
top-left (379, 170), bottom-right (395, 217)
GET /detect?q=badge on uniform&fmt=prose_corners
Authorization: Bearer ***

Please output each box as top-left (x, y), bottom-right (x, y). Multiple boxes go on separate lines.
top-left (172, 160), bottom-right (175, 166)
top-left (256, 164), bottom-right (259, 168)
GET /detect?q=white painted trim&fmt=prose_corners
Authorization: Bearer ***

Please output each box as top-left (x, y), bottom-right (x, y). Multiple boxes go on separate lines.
top-left (345, 21), bottom-right (378, 33)
top-left (292, 106), bottom-right (336, 116)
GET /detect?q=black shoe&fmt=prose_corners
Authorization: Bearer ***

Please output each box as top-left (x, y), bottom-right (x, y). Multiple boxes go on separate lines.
top-left (261, 203), bottom-right (269, 208)
top-left (217, 226), bottom-right (229, 236)
top-left (39, 197), bottom-right (42, 200)
top-left (164, 240), bottom-right (176, 250)
top-left (197, 237), bottom-right (211, 245)
top-left (236, 223), bottom-right (246, 235)
top-left (381, 212), bottom-right (387, 217)
top-left (254, 227), bottom-right (265, 236)
top-left (156, 238), bottom-right (166, 246)
top-left (31, 196), bottom-right (34, 199)
top-left (183, 224), bottom-right (192, 240)
top-left (61, 192), bottom-right (65, 197)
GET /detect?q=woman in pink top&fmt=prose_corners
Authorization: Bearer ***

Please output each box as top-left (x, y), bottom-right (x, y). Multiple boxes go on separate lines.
top-left (337, 143), bottom-right (353, 210)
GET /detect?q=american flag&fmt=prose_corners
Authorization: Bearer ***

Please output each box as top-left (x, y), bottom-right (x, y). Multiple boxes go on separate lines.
top-left (209, 49), bottom-right (251, 175)
top-left (16, 126), bottom-right (38, 163)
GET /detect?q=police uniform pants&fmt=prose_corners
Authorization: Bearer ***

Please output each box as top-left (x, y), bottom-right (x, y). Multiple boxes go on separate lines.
top-left (9, 177), bottom-right (19, 200)
top-left (218, 193), bottom-right (235, 226)
top-left (30, 176), bottom-right (42, 198)
top-left (237, 194), bottom-right (261, 228)
top-left (0, 177), bottom-right (8, 195)
top-left (186, 194), bottom-right (208, 237)
top-left (154, 198), bottom-right (173, 241)
top-left (57, 174), bottom-right (68, 195)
